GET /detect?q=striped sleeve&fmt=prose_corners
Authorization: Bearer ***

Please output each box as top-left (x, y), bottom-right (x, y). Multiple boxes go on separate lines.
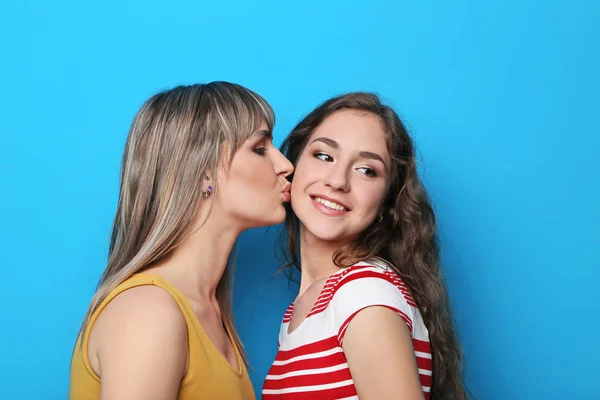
top-left (331, 268), bottom-right (416, 344)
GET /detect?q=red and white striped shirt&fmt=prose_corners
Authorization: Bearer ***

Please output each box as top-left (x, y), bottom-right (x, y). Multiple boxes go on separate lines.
top-left (263, 260), bottom-right (432, 399)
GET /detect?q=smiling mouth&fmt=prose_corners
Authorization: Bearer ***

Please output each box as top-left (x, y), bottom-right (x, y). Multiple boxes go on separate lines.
top-left (311, 196), bottom-right (349, 211)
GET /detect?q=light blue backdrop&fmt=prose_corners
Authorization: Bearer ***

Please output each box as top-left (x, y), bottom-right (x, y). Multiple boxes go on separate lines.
top-left (1, 1), bottom-right (598, 399)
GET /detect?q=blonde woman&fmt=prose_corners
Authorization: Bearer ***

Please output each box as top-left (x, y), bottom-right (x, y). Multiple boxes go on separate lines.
top-left (70, 82), bottom-right (293, 400)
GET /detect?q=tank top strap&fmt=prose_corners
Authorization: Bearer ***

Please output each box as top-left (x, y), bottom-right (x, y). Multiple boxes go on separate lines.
top-left (86, 273), bottom-right (198, 337)
top-left (79, 274), bottom-right (201, 376)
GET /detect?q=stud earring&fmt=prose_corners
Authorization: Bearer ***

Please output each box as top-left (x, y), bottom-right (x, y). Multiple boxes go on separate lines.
top-left (203, 185), bottom-right (213, 198)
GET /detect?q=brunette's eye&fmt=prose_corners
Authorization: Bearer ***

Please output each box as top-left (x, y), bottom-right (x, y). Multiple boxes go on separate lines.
top-left (314, 152), bottom-right (332, 162)
top-left (357, 167), bottom-right (377, 177)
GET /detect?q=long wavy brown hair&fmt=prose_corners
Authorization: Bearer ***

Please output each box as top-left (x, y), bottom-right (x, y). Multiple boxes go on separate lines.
top-left (279, 92), bottom-right (466, 399)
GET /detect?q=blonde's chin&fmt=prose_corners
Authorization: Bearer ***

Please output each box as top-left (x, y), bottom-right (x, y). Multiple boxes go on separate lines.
top-left (236, 205), bottom-right (287, 230)
top-left (267, 205), bottom-right (287, 225)
top-left (272, 210), bottom-right (287, 225)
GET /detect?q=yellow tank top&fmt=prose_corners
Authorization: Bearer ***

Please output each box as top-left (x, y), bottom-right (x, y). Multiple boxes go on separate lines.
top-left (69, 273), bottom-right (255, 400)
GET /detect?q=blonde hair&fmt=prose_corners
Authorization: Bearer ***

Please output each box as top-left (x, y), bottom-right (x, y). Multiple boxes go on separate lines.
top-left (78, 81), bottom-right (274, 365)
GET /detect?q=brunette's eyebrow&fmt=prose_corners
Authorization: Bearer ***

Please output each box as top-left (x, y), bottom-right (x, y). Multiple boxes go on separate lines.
top-left (360, 151), bottom-right (386, 166)
top-left (310, 137), bottom-right (338, 148)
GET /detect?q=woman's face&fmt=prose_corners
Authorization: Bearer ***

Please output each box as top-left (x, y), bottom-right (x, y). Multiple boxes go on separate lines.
top-left (214, 122), bottom-right (294, 230)
top-left (290, 110), bottom-right (391, 245)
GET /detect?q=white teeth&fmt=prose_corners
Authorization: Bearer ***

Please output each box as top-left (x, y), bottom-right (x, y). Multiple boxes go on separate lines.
top-left (313, 197), bottom-right (347, 211)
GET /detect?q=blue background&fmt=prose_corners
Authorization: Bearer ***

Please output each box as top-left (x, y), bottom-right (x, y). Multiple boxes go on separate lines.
top-left (1, 1), bottom-right (598, 399)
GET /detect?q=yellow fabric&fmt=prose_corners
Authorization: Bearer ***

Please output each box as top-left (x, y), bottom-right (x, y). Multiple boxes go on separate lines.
top-left (69, 273), bottom-right (255, 400)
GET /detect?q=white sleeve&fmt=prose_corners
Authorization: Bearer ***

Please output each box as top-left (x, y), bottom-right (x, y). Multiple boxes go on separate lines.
top-left (331, 273), bottom-right (416, 344)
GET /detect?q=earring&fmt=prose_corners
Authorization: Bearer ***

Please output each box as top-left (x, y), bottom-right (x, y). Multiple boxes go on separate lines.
top-left (203, 185), bottom-right (213, 198)
top-left (377, 214), bottom-right (383, 222)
